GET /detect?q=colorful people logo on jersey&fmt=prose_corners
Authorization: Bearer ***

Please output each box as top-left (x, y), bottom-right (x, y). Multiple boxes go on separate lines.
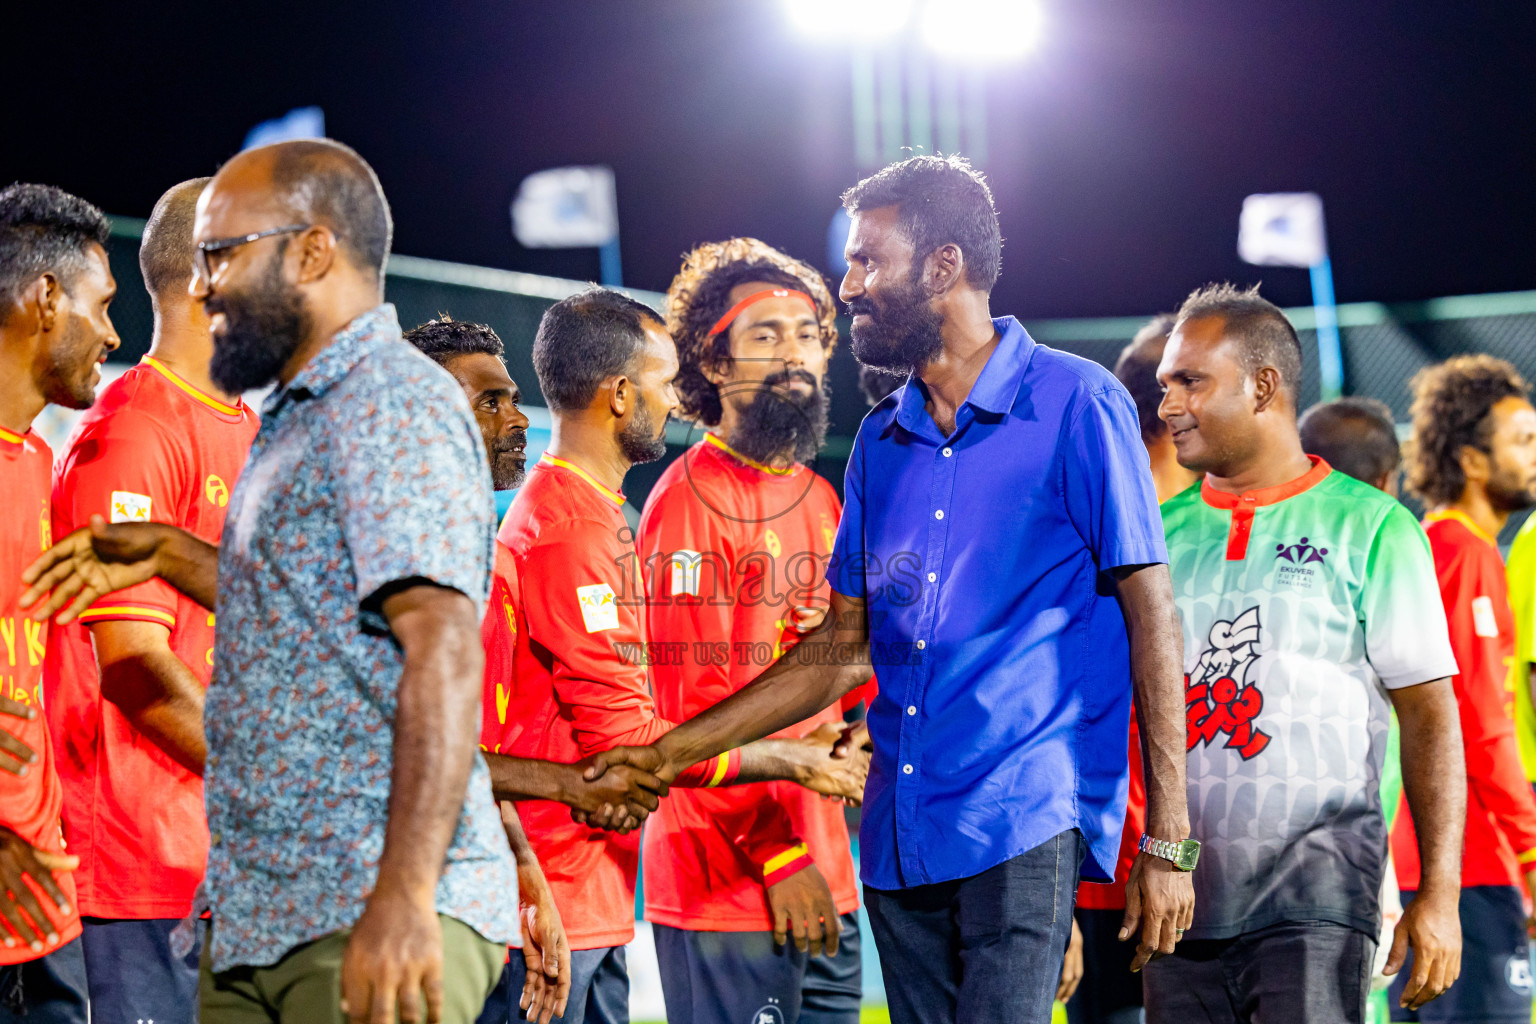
top-left (1185, 606), bottom-right (1271, 759)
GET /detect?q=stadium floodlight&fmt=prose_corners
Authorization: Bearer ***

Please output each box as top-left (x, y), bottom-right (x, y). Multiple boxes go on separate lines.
top-left (783, 0), bottom-right (916, 41)
top-left (919, 0), bottom-right (1044, 60)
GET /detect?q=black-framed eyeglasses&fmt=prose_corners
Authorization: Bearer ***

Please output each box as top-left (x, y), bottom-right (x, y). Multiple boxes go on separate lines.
top-left (194, 224), bottom-right (309, 282)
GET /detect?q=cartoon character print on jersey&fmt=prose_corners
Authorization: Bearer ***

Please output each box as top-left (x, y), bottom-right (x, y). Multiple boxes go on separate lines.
top-left (1185, 606), bottom-right (1271, 759)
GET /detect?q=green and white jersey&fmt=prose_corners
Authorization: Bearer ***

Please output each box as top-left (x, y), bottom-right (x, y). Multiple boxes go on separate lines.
top-left (1162, 458), bottom-right (1456, 941)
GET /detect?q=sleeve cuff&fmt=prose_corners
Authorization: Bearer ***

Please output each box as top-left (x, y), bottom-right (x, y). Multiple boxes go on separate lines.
top-left (676, 749), bottom-right (741, 788)
top-left (77, 605), bottom-right (177, 628)
top-left (762, 843), bottom-right (814, 887)
top-left (1518, 847), bottom-right (1536, 871)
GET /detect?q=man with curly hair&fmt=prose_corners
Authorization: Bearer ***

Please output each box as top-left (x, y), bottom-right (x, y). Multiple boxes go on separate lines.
top-left (637, 239), bottom-right (867, 1024)
top-left (1390, 355), bottom-right (1536, 1024)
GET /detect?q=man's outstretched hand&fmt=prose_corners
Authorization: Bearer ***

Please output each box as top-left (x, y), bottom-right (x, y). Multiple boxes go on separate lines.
top-left (21, 517), bottom-right (172, 623)
top-left (767, 864), bottom-right (841, 957)
top-left (793, 722), bottom-right (870, 805)
top-left (1383, 886), bottom-right (1460, 1011)
top-left (1119, 851), bottom-right (1195, 972)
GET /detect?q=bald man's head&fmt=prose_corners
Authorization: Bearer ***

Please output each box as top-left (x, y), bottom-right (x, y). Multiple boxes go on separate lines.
top-left (214, 138), bottom-right (392, 281)
top-left (140, 177), bottom-right (211, 305)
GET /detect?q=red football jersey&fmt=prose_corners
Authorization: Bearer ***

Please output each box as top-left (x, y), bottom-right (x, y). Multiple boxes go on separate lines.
top-left (636, 436), bottom-right (860, 930)
top-left (1076, 710), bottom-right (1144, 911)
top-left (46, 359), bottom-right (257, 918)
top-left (1392, 511), bottom-right (1536, 890)
top-left (0, 426), bottom-right (80, 962)
top-left (496, 454), bottom-right (722, 949)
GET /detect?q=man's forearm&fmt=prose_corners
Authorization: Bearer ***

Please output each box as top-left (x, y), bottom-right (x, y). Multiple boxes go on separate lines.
top-left (155, 530), bottom-right (220, 611)
top-left (376, 591), bottom-right (484, 899)
top-left (485, 752), bottom-right (581, 804)
top-left (1116, 564), bottom-right (1191, 838)
top-left (99, 650), bottom-right (205, 775)
top-left (498, 799), bottom-right (540, 869)
top-left (658, 610), bottom-right (869, 769)
top-left (1392, 678), bottom-right (1467, 893)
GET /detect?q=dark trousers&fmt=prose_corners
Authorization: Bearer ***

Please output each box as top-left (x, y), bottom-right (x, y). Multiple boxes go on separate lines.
top-left (477, 946), bottom-right (628, 1024)
top-left (1066, 907), bottom-right (1145, 1024)
top-left (1141, 919), bottom-right (1375, 1024)
top-left (864, 829), bottom-right (1083, 1024)
top-left (652, 912), bottom-right (862, 1024)
top-left (81, 916), bottom-right (202, 1024)
top-left (1389, 886), bottom-right (1532, 1023)
top-left (0, 938), bottom-right (88, 1024)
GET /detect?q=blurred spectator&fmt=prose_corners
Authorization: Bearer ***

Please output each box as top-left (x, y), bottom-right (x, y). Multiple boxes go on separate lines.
top-left (1114, 314), bottom-right (1199, 501)
top-left (1299, 397), bottom-right (1401, 495)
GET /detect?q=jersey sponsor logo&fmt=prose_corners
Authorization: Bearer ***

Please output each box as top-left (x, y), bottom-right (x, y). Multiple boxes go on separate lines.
top-left (669, 549), bottom-right (703, 597)
top-left (576, 583), bottom-right (620, 632)
top-left (110, 490), bottom-right (152, 523)
top-left (1472, 595), bottom-right (1500, 638)
top-left (1274, 536), bottom-right (1328, 589)
top-left (205, 473), bottom-right (230, 507)
top-left (765, 529), bottom-right (782, 558)
top-left (38, 499), bottom-right (50, 553)
top-left (1186, 606), bottom-right (1271, 759)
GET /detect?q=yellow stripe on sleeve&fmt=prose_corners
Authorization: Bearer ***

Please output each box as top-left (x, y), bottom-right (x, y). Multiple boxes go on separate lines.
top-left (76, 606), bottom-right (177, 627)
top-left (762, 843), bottom-right (811, 877)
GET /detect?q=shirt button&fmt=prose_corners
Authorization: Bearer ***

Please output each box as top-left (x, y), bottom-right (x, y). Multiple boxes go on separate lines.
top-left (903, 764), bottom-right (914, 774)
top-left (927, 572), bottom-right (937, 582)
top-left (916, 639), bottom-right (926, 650)
top-left (907, 705), bottom-right (917, 715)
top-left (934, 509), bottom-right (944, 520)
top-left (943, 447), bottom-right (953, 457)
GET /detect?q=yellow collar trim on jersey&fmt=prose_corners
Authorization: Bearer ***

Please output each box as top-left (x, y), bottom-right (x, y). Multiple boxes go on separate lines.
top-left (539, 453), bottom-right (625, 507)
top-left (0, 425), bottom-right (26, 445)
top-left (704, 432), bottom-right (799, 476)
top-left (1424, 509), bottom-right (1498, 547)
top-left (142, 357), bottom-right (244, 417)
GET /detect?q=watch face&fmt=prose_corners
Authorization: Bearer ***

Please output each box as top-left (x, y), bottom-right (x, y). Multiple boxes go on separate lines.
top-left (1176, 840), bottom-right (1201, 872)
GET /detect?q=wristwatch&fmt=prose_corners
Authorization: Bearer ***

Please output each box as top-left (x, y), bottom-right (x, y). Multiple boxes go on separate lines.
top-left (1139, 833), bottom-right (1201, 872)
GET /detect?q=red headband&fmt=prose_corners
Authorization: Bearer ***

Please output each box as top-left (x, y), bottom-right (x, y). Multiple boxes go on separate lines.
top-left (707, 288), bottom-right (818, 338)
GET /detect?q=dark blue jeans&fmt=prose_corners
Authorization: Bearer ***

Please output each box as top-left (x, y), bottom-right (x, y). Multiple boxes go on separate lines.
top-left (864, 829), bottom-right (1083, 1024)
top-left (0, 938), bottom-right (88, 1024)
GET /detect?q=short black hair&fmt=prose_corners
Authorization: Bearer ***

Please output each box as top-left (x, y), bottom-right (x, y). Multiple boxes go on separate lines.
top-left (1114, 313), bottom-right (1178, 442)
top-left (266, 139), bottom-right (392, 280)
top-left (0, 183), bottom-right (110, 312)
top-left (1407, 355), bottom-right (1530, 506)
top-left (1299, 397), bottom-right (1400, 487)
top-left (140, 177), bottom-right (211, 303)
top-left (1174, 282), bottom-right (1303, 398)
top-left (403, 314), bottom-right (505, 368)
top-left (533, 287), bottom-right (661, 412)
top-left (841, 154), bottom-right (1002, 291)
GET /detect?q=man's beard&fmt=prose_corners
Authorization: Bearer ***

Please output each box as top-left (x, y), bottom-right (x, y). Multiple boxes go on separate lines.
top-left (846, 271), bottom-right (943, 373)
top-left (1487, 465), bottom-right (1536, 515)
top-left (619, 392), bottom-right (668, 464)
top-left (726, 368), bottom-right (829, 466)
top-left (490, 428), bottom-right (528, 491)
top-left (41, 313), bottom-right (101, 410)
top-left (207, 250), bottom-right (310, 395)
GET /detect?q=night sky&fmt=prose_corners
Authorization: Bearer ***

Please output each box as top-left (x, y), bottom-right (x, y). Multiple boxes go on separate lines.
top-left (8, 1), bottom-right (1533, 317)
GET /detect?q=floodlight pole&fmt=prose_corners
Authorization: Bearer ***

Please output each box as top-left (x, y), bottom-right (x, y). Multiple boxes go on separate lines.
top-left (1309, 256), bottom-right (1343, 401)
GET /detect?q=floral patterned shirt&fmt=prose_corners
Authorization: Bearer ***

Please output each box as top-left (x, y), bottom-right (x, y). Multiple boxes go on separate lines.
top-left (205, 304), bottom-right (518, 971)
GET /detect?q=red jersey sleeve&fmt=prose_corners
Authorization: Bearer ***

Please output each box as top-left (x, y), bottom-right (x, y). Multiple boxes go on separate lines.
top-left (54, 415), bottom-right (182, 630)
top-left (520, 517), bottom-right (673, 754)
top-left (641, 483), bottom-right (809, 880)
top-left (1441, 531), bottom-right (1536, 870)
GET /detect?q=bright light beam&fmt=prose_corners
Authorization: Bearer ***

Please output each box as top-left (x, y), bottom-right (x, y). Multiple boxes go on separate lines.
top-left (784, 0), bottom-right (916, 41)
top-left (920, 0), bottom-right (1044, 61)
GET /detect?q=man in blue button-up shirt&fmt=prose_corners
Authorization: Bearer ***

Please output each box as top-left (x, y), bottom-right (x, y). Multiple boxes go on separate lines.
top-left (590, 155), bottom-right (1194, 1024)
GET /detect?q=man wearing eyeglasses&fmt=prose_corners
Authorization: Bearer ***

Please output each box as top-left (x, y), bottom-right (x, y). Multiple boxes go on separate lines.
top-left (25, 139), bottom-right (520, 1024)
top-left (45, 178), bottom-right (258, 1024)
